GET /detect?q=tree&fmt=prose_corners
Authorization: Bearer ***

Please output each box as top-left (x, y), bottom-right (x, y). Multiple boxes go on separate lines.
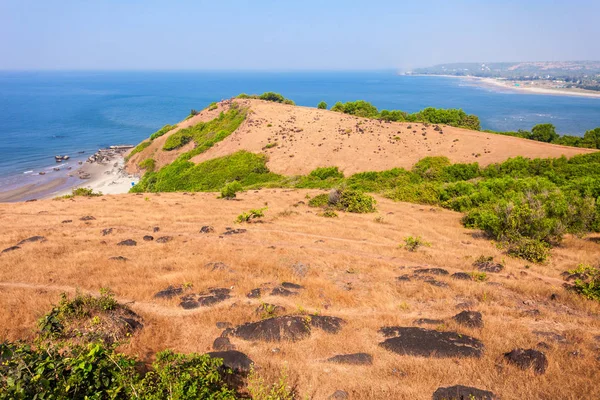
top-left (582, 127), bottom-right (600, 149)
top-left (530, 124), bottom-right (559, 143)
top-left (317, 101), bottom-right (328, 110)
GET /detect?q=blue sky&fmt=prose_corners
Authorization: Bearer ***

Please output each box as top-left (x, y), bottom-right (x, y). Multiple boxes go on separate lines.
top-left (1, 0), bottom-right (599, 70)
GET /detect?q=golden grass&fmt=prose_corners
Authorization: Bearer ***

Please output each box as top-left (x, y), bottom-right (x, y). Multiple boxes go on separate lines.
top-left (1, 190), bottom-right (599, 399)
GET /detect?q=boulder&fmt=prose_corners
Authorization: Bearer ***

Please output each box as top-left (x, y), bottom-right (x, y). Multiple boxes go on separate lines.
top-left (413, 318), bottom-right (444, 326)
top-left (1, 246), bottom-right (20, 254)
top-left (414, 268), bottom-right (449, 276)
top-left (247, 288), bottom-right (262, 298)
top-left (281, 282), bottom-right (304, 289)
top-left (452, 311), bottom-right (483, 328)
top-left (451, 272), bottom-right (472, 281)
top-left (117, 239), bottom-right (137, 246)
top-left (432, 385), bottom-right (497, 400)
top-left (503, 348), bottom-right (548, 374)
top-left (154, 285), bottom-right (184, 299)
top-left (80, 216), bottom-right (96, 221)
top-left (101, 228), bottom-right (113, 236)
top-left (309, 315), bottom-right (345, 334)
top-left (206, 350), bottom-right (253, 376)
top-left (200, 226), bottom-right (215, 233)
top-left (326, 353), bottom-right (373, 365)
top-left (271, 286), bottom-right (297, 297)
top-left (180, 288), bottom-right (231, 309)
top-left (143, 235), bottom-right (154, 241)
top-left (329, 390), bottom-right (349, 400)
top-left (379, 327), bottom-right (484, 358)
top-left (109, 256), bottom-right (128, 262)
top-left (17, 236), bottom-right (46, 245)
top-left (229, 316), bottom-right (312, 342)
top-left (213, 337), bottom-right (236, 351)
top-left (156, 236), bottom-right (173, 243)
top-left (222, 229), bottom-right (247, 235)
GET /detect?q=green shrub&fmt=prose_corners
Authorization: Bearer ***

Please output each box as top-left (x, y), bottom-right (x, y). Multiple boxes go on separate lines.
top-left (412, 156), bottom-right (452, 180)
top-left (470, 272), bottom-right (488, 282)
top-left (149, 124), bottom-right (177, 141)
top-left (58, 187), bottom-right (103, 199)
top-left (338, 189), bottom-right (376, 213)
top-left (263, 142), bottom-right (278, 149)
top-left (126, 140), bottom-right (151, 160)
top-left (236, 207), bottom-right (267, 223)
top-left (163, 131), bottom-right (193, 151)
top-left (317, 101), bottom-right (328, 110)
top-left (139, 158), bottom-right (156, 172)
top-left (320, 209), bottom-right (339, 218)
top-left (308, 193), bottom-right (330, 207)
top-left (220, 181), bottom-right (243, 199)
top-left (309, 166), bottom-right (344, 180)
top-left (402, 236), bottom-right (431, 252)
top-left (507, 238), bottom-right (550, 263)
top-left (567, 264), bottom-right (600, 301)
top-left (208, 102), bottom-right (218, 111)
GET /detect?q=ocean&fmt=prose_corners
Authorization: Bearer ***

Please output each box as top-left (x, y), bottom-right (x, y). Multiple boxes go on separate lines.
top-left (1, 70), bottom-right (600, 191)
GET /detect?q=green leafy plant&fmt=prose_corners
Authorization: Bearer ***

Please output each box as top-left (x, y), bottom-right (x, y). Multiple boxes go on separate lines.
top-left (139, 157), bottom-right (156, 172)
top-left (58, 187), bottom-right (103, 199)
top-left (320, 209), bottom-right (338, 218)
top-left (236, 207), bottom-right (267, 223)
top-left (567, 264), bottom-right (600, 301)
top-left (402, 236), bottom-right (431, 252)
top-left (263, 142), bottom-right (278, 149)
top-left (220, 181), bottom-right (243, 199)
top-left (317, 101), bottom-right (328, 110)
top-left (247, 365), bottom-right (295, 400)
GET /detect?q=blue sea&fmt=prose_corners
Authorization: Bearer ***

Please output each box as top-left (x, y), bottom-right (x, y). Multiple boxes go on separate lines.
top-left (1, 70), bottom-right (600, 191)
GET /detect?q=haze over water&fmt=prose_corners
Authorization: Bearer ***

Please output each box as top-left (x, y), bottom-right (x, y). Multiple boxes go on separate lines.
top-left (1, 70), bottom-right (600, 189)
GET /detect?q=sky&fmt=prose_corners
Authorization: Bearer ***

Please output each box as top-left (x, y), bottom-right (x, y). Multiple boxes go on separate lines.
top-left (1, 0), bottom-right (599, 71)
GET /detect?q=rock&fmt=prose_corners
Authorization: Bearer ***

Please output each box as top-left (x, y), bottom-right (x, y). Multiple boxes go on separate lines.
top-left (61, 220), bottom-right (72, 224)
top-left (154, 285), bottom-right (184, 299)
top-left (432, 385), bottom-right (497, 400)
top-left (216, 321), bottom-right (232, 329)
top-left (425, 278), bottom-right (449, 288)
top-left (396, 275), bottom-right (412, 282)
top-left (153, 226), bottom-right (160, 232)
top-left (452, 311), bottom-right (483, 328)
top-left (80, 216), bottom-right (96, 221)
top-left (329, 390), bottom-right (349, 400)
top-left (156, 236), bottom-right (173, 243)
top-left (17, 236), bottom-right (46, 245)
top-left (206, 350), bottom-right (253, 376)
top-left (200, 226), bottom-right (215, 233)
top-left (1, 246), bottom-right (20, 254)
top-left (379, 327), bottom-right (484, 358)
top-left (309, 315), bottom-right (345, 334)
top-left (229, 316), bottom-right (311, 342)
top-left (549, 293), bottom-right (559, 301)
top-left (413, 318), bottom-right (444, 326)
top-left (206, 262), bottom-right (229, 271)
top-left (451, 272), bottom-right (472, 281)
top-left (101, 228), bottom-right (113, 236)
top-left (247, 288), bottom-right (262, 298)
top-left (503, 348), bottom-right (548, 374)
top-left (414, 268), bottom-right (449, 276)
top-left (532, 331), bottom-right (567, 343)
top-left (117, 239), bottom-right (137, 246)
top-left (281, 282), bottom-right (304, 289)
top-left (270, 286), bottom-right (297, 297)
top-left (326, 353), bottom-right (373, 365)
top-left (475, 259), bottom-right (504, 273)
top-left (180, 288), bottom-right (231, 309)
top-left (222, 229), bottom-right (247, 235)
top-left (143, 235), bottom-right (154, 241)
top-left (291, 262), bottom-right (309, 277)
top-left (213, 337), bottom-right (235, 351)
top-left (109, 256), bottom-right (128, 262)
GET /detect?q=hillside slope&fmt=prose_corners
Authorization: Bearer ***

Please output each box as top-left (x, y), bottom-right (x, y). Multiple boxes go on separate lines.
top-left (126, 99), bottom-right (595, 176)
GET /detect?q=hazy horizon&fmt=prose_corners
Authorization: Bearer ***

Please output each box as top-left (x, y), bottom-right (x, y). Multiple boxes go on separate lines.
top-left (1, 0), bottom-right (599, 71)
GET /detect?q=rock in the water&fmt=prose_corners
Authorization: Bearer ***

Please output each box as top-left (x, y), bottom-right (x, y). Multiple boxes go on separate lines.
top-left (213, 336), bottom-right (236, 351)
top-left (154, 285), bottom-right (184, 299)
top-left (1, 246), bottom-right (20, 254)
top-left (503, 348), bottom-right (548, 374)
top-left (433, 385), bottom-right (497, 400)
top-left (117, 239), bottom-right (137, 246)
top-left (229, 316), bottom-right (311, 342)
top-left (101, 228), bottom-right (113, 236)
top-left (281, 282), bottom-right (304, 289)
top-left (451, 272), bottom-right (472, 281)
top-left (453, 311), bottom-right (484, 328)
top-left (143, 235), bottom-right (154, 241)
top-left (414, 268), bottom-right (449, 276)
top-left (180, 288), bottom-right (231, 309)
top-left (200, 226), bottom-right (215, 233)
top-left (329, 390), bottom-right (349, 400)
top-left (80, 216), bottom-right (96, 221)
top-left (379, 327), bottom-right (484, 358)
top-left (414, 318), bottom-right (444, 326)
top-left (206, 350), bottom-right (253, 376)
top-left (109, 256), bottom-right (128, 262)
top-left (326, 353), bottom-right (373, 365)
top-left (309, 314), bottom-right (345, 334)
top-left (156, 236), bottom-right (173, 243)
top-left (17, 236), bottom-right (46, 245)
top-left (247, 288), bottom-right (262, 298)
top-left (271, 286), bottom-right (297, 297)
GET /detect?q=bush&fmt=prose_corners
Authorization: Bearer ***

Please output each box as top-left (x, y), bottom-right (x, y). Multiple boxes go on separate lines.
top-left (236, 207), bottom-right (267, 223)
top-left (220, 181), bottom-right (243, 199)
top-left (139, 158), bottom-right (156, 172)
top-left (163, 131), bottom-right (193, 151)
top-left (412, 156), bottom-right (452, 180)
top-left (567, 264), bottom-right (600, 301)
top-left (149, 124), bottom-right (177, 141)
top-left (308, 193), bottom-right (330, 207)
top-left (320, 209), bottom-right (339, 218)
top-left (402, 236), bottom-right (431, 252)
top-left (208, 102), bottom-right (218, 111)
top-left (59, 187), bottom-right (103, 199)
top-left (317, 101), bottom-right (328, 109)
top-left (507, 238), bottom-right (550, 263)
top-left (530, 123), bottom-right (559, 143)
top-left (126, 140), bottom-right (151, 160)
top-left (338, 189), bottom-right (376, 213)
top-left (309, 167), bottom-right (344, 180)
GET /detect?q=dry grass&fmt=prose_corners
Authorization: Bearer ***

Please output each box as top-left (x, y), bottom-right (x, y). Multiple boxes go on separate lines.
top-left (1, 190), bottom-right (599, 399)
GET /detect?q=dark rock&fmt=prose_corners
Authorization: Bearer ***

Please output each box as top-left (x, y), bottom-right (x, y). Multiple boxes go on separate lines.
top-left (216, 321), bottom-right (232, 329)
top-left (101, 228), bottom-right (113, 236)
top-left (1, 246), bottom-right (20, 254)
top-left (396, 275), bottom-right (412, 282)
top-left (17, 236), bottom-right (46, 245)
top-left (270, 287), bottom-right (297, 297)
top-left (379, 327), bottom-right (484, 358)
top-left (109, 256), bottom-right (128, 262)
top-left (154, 285), bottom-right (184, 299)
top-left (153, 226), bottom-right (160, 232)
top-left (230, 316), bottom-right (311, 342)
top-left (25, 199), bottom-right (37, 202)
top-left (549, 293), bottom-right (559, 301)
top-left (143, 235), bottom-right (154, 241)
top-left (61, 220), bottom-right (72, 224)
top-left (200, 226), bottom-right (215, 233)
top-left (180, 288), bottom-right (231, 309)
top-left (213, 337), bottom-right (235, 351)
top-left (206, 350), bottom-right (253, 376)
top-left (117, 239), bottom-right (137, 246)
top-left (247, 288), bottom-right (262, 298)
top-left (326, 353), bottom-right (372, 365)
top-left (414, 268), bottom-right (449, 276)
top-left (537, 341), bottom-right (551, 350)
top-left (432, 385), bottom-right (497, 400)
top-left (329, 390), bottom-right (349, 400)
top-left (80, 216), bottom-right (96, 221)
top-left (222, 229), bottom-right (247, 235)
top-left (476, 261), bottom-right (504, 273)
top-left (281, 282), bottom-right (304, 289)
top-left (309, 315), bottom-right (345, 334)
top-left (156, 236), bottom-right (173, 243)
top-left (205, 262), bottom-right (229, 271)
top-left (451, 272), bottom-right (472, 281)
top-left (425, 279), bottom-right (449, 288)
top-left (413, 318), bottom-right (444, 326)
top-left (504, 348), bottom-right (548, 374)
top-left (453, 311), bottom-right (484, 328)
top-left (291, 262), bottom-right (309, 277)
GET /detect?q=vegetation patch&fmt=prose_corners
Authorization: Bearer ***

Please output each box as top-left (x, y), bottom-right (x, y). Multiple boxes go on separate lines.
top-left (149, 124), bottom-right (177, 141)
top-left (125, 140), bottom-right (151, 161)
top-left (57, 187), bottom-right (103, 199)
top-left (402, 236), bottom-right (431, 252)
top-left (236, 92), bottom-right (295, 105)
top-left (220, 181), bottom-right (243, 199)
top-left (236, 207), bottom-right (267, 223)
top-left (308, 189), bottom-right (376, 213)
top-left (138, 157), bottom-right (156, 172)
top-left (565, 264), bottom-right (600, 301)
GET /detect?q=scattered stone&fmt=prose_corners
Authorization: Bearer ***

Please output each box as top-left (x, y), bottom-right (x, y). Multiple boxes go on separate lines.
top-left (474, 259), bottom-right (504, 273)
top-left (452, 311), bottom-right (483, 328)
top-left (154, 285), bottom-right (184, 299)
top-left (61, 220), bottom-right (72, 224)
top-left (200, 226), bottom-right (215, 233)
top-left (180, 288), bottom-right (231, 309)
top-left (451, 272), bottom-right (472, 281)
top-left (504, 348), bottom-right (548, 374)
top-left (17, 236), bottom-right (46, 245)
top-left (143, 235), bottom-right (154, 241)
top-left (213, 337), bottom-right (236, 351)
top-left (413, 318), bottom-right (444, 325)
top-left (326, 353), bottom-right (373, 365)
top-left (228, 316), bottom-right (311, 342)
top-left (432, 385), bottom-right (497, 400)
top-left (379, 327), bottom-right (484, 358)
top-left (247, 288), bottom-right (262, 298)
top-left (329, 390), bottom-right (349, 400)
top-left (414, 268), bottom-right (449, 276)
top-left (425, 278), bottom-right (449, 288)
top-left (291, 262), bottom-right (309, 277)
top-left (156, 236), bottom-right (173, 243)
top-left (309, 315), bottom-right (345, 334)
top-left (117, 239), bottom-right (137, 246)
top-left (206, 262), bottom-right (229, 271)
top-left (281, 282), bottom-right (304, 289)
top-left (80, 216), bottom-right (96, 221)
top-left (101, 228), bottom-right (113, 236)
top-left (271, 286), bottom-right (297, 297)
top-left (153, 226), bottom-right (160, 232)
top-left (222, 229), bottom-right (247, 235)
top-left (1, 246), bottom-right (20, 254)
top-left (396, 275), bottom-right (412, 282)
top-left (206, 350), bottom-right (253, 376)
top-left (109, 256), bottom-right (128, 262)
top-left (216, 322), bottom-right (232, 329)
